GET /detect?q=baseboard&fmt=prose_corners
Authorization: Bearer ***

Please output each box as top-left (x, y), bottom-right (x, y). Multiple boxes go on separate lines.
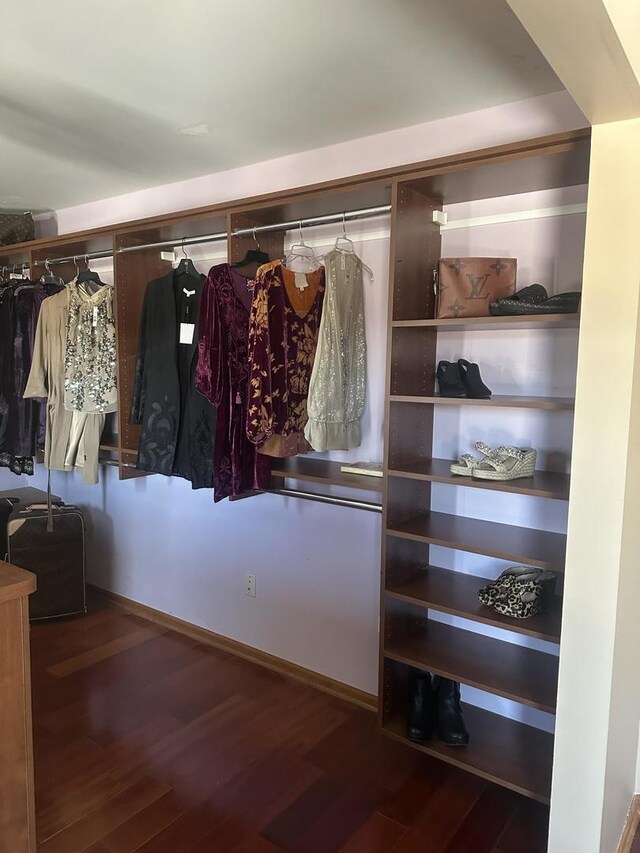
top-left (89, 584), bottom-right (378, 714)
top-left (618, 794), bottom-right (640, 853)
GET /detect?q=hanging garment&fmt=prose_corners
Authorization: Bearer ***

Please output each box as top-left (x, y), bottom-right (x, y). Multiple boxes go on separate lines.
top-left (64, 282), bottom-right (117, 413)
top-left (195, 263), bottom-right (271, 501)
top-left (304, 249), bottom-right (366, 451)
top-left (247, 263), bottom-right (325, 457)
top-left (130, 269), bottom-right (216, 489)
top-left (0, 281), bottom-right (62, 475)
top-left (24, 283), bottom-right (105, 485)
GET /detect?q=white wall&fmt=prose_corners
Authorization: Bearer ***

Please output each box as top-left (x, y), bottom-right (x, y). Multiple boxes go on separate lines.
top-left (547, 118), bottom-right (640, 853)
top-left (1, 92), bottom-right (589, 704)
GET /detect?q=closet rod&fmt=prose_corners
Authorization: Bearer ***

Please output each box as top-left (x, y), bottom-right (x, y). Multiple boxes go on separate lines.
top-left (32, 249), bottom-right (114, 267)
top-left (115, 204), bottom-right (392, 255)
top-left (29, 204), bottom-right (392, 266)
top-left (269, 487), bottom-right (382, 513)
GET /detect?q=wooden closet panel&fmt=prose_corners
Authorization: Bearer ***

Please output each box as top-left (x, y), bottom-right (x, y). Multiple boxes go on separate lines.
top-left (0, 563), bottom-right (36, 853)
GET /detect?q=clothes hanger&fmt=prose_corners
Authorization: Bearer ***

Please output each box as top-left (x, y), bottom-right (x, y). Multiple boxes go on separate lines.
top-left (175, 238), bottom-right (200, 281)
top-left (231, 228), bottom-right (270, 269)
top-left (285, 222), bottom-right (321, 272)
top-left (76, 254), bottom-right (105, 294)
top-left (39, 258), bottom-right (65, 288)
top-left (331, 213), bottom-right (374, 282)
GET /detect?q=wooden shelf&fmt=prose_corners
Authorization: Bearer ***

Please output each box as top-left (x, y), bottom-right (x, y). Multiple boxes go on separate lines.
top-left (387, 511), bottom-right (566, 571)
top-left (390, 394), bottom-right (575, 410)
top-left (392, 313), bottom-right (580, 331)
top-left (382, 707), bottom-right (553, 803)
top-left (270, 457), bottom-right (384, 492)
top-left (386, 567), bottom-right (562, 643)
top-left (385, 620), bottom-right (558, 712)
top-left (388, 458), bottom-right (570, 500)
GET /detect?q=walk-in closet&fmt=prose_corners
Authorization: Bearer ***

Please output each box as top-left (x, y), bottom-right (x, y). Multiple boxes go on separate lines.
top-left (1, 3), bottom-right (639, 852)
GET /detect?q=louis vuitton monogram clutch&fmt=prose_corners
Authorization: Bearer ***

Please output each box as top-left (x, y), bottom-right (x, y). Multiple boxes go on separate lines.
top-left (434, 257), bottom-right (517, 319)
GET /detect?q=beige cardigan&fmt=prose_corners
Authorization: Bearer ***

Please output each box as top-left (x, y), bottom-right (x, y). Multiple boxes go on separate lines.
top-left (24, 286), bottom-right (105, 485)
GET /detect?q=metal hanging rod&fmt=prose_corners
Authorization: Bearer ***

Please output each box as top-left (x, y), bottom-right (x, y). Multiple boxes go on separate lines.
top-left (32, 204), bottom-right (392, 266)
top-left (118, 204), bottom-right (391, 255)
top-left (268, 487), bottom-right (382, 513)
top-left (32, 249), bottom-right (114, 267)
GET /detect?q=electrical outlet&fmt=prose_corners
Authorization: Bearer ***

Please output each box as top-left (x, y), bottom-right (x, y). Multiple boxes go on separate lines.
top-left (244, 572), bottom-right (256, 597)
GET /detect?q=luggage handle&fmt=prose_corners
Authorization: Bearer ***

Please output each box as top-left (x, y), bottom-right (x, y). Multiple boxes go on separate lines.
top-left (21, 503), bottom-right (64, 513)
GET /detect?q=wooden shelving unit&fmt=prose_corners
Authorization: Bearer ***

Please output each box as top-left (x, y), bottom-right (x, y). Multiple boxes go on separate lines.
top-left (379, 137), bottom-right (586, 806)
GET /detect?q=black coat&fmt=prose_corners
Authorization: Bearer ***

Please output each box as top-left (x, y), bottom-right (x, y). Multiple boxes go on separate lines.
top-left (130, 268), bottom-right (216, 489)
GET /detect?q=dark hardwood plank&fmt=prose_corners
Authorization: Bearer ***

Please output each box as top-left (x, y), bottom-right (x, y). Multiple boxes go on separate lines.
top-left (387, 512), bottom-right (566, 571)
top-left (386, 568), bottom-right (562, 643)
top-left (387, 458), bottom-right (570, 500)
top-left (391, 770), bottom-right (486, 853)
top-left (444, 784), bottom-right (519, 853)
top-left (338, 813), bottom-right (407, 852)
top-left (38, 775), bottom-right (171, 853)
top-left (493, 799), bottom-right (550, 853)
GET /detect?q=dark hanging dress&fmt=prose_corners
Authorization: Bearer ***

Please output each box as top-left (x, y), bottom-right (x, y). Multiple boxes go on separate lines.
top-left (130, 269), bottom-right (216, 489)
top-left (195, 263), bottom-right (271, 502)
top-left (246, 263), bottom-right (325, 457)
top-left (0, 282), bottom-right (61, 475)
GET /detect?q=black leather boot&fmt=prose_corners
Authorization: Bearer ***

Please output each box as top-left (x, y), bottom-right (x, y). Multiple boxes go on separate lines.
top-left (407, 671), bottom-right (434, 743)
top-left (435, 677), bottom-right (469, 746)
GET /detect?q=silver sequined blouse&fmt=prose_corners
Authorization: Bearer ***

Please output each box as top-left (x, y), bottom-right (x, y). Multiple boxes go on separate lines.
top-left (64, 282), bottom-right (117, 413)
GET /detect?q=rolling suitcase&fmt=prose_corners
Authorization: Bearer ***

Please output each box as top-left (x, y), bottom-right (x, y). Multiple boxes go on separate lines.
top-left (1, 490), bottom-right (86, 621)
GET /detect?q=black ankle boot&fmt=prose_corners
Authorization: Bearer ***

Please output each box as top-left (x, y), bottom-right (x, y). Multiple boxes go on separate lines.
top-left (435, 677), bottom-right (469, 746)
top-left (457, 359), bottom-right (492, 398)
top-left (407, 671), bottom-right (434, 743)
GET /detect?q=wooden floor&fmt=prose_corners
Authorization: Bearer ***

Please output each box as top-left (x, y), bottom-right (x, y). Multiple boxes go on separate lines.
top-left (31, 599), bottom-right (549, 852)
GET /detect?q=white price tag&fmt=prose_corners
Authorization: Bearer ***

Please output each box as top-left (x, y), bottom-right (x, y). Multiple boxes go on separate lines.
top-left (294, 272), bottom-right (308, 291)
top-left (179, 322), bottom-right (195, 344)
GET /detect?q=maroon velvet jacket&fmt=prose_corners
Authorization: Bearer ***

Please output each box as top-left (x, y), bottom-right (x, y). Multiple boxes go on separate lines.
top-left (195, 263), bottom-right (271, 501)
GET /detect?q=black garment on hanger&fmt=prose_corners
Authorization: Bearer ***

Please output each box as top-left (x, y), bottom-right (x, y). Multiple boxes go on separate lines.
top-left (130, 268), bottom-right (216, 489)
top-left (0, 281), bottom-right (62, 475)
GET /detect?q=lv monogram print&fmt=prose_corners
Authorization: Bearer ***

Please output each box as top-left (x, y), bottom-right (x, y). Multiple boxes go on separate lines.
top-left (466, 273), bottom-right (489, 299)
top-left (436, 257), bottom-right (517, 319)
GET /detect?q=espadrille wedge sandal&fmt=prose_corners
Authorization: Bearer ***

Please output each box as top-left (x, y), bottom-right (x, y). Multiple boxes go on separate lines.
top-left (450, 441), bottom-right (496, 476)
top-left (473, 446), bottom-right (537, 481)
